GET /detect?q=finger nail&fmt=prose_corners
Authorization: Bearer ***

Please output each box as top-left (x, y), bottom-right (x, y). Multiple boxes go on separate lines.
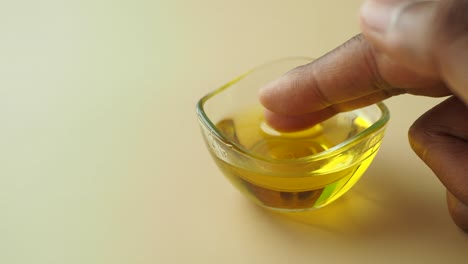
top-left (360, 0), bottom-right (392, 36)
top-left (361, 1), bottom-right (438, 38)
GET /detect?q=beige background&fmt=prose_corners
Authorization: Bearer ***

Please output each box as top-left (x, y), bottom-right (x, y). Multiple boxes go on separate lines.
top-left (1, 0), bottom-right (467, 263)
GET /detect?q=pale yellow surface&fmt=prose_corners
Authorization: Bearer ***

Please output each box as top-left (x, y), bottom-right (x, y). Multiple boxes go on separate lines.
top-left (1, 1), bottom-right (467, 263)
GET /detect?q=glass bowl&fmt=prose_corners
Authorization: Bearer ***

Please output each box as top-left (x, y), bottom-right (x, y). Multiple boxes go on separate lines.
top-left (196, 58), bottom-right (390, 211)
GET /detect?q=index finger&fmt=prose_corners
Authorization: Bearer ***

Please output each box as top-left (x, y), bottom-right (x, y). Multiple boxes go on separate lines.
top-left (258, 34), bottom-right (446, 117)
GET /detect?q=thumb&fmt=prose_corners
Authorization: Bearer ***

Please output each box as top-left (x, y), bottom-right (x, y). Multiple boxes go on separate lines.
top-left (360, 0), bottom-right (468, 104)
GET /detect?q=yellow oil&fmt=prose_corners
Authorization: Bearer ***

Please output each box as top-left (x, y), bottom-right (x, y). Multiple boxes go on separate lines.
top-left (214, 106), bottom-right (380, 211)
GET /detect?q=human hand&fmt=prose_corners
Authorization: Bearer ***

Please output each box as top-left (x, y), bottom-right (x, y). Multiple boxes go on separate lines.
top-left (258, 0), bottom-right (468, 231)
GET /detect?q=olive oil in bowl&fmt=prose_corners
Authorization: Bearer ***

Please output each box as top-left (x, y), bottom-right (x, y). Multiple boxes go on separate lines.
top-left (213, 106), bottom-right (382, 210)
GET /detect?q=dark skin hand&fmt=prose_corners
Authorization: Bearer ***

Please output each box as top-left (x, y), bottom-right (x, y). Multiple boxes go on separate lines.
top-left (259, 0), bottom-right (468, 231)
